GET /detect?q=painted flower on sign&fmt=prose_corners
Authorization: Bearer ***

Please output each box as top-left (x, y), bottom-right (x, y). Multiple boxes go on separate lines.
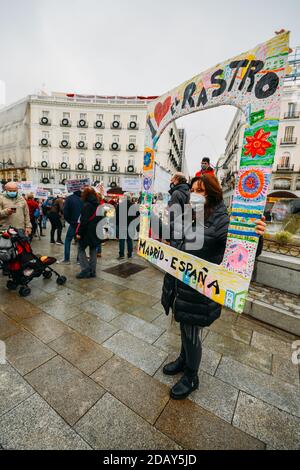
top-left (244, 129), bottom-right (271, 158)
top-left (144, 152), bottom-right (151, 168)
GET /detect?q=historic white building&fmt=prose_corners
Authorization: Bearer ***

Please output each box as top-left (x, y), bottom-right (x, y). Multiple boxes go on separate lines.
top-left (0, 92), bottom-right (185, 192)
top-left (221, 69), bottom-right (300, 206)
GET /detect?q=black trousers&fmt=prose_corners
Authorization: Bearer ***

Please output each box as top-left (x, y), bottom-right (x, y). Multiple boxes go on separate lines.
top-left (179, 322), bottom-right (203, 376)
top-left (48, 213), bottom-right (63, 243)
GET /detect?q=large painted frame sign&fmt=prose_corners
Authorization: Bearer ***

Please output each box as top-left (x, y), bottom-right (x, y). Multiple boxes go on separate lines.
top-left (138, 32), bottom-right (289, 314)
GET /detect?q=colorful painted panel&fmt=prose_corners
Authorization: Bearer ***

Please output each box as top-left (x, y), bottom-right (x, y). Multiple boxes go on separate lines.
top-left (138, 32), bottom-right (290, 314)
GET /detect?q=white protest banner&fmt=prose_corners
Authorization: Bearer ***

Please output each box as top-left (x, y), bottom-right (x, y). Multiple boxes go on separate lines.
top-left (121, 176), bottom-right (141, 193)
top-left (35, 188), bottom-right (49, 199)
top-left (65, 178), bottom-right (90, 193)
top-left (18, 181), bottom-right (35, 193)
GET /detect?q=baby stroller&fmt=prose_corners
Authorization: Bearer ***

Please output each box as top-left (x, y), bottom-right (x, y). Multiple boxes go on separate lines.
top-left (0, 227), bottom-right (66, 297)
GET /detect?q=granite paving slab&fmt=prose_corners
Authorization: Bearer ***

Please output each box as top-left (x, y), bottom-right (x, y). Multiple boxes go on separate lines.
top-left (0, 363), bottom-right (34, 416)
top-left (0, 394), bottom-right (91, 450)
top-left (103, 330), bottom-right (168, 376)
top-left (20, 312), bottom-right (72, 344)
top-left (251, 331), bottom-right (293, 359)
top-left (155, 399), bottom-right (265, 450)
top-left (0, 311), bottom-right (21, 340)
top-left (25, 355), bottom-right (105, 425)
top-left (54, 288), bottom-right (90, 305)
top-left (111, 313), bottom-right (164, 344)
top-left (49, 332), bottom-right (113, 376)
top-left (207, 318), bottom-right (253, 345)
top-left (39, 298), bottom-right (84, 322)
top-left (5, 330), bottom-right (56, 376)
top-left (91, 356), bottom-right (170, 424)
top-left (2, 300), bottom-right (43, 323)
top-left (79, 299), bottom-right (120, 322)
top-left (205, 330), bottom-right (273, 374)
top-left (75, 393), bottom-right (180, 450)
top-left (66, 312), bottom-right (118, 345)
top-left (233, 392), bottom-right (300, 449)
top-left (272, 354), bottom-right (300, 387)
top-left (216, 356), bottom-right (300, 418)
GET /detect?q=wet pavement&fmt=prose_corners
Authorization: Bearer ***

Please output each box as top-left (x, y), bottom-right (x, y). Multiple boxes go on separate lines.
top-left (0, 229), bottom-right (300, 450)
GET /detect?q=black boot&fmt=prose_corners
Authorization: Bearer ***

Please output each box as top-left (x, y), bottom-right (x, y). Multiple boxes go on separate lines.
top-left (163, 356), bottom-right (185, 376)
top-left (170, 370), bottom-right (199, 400)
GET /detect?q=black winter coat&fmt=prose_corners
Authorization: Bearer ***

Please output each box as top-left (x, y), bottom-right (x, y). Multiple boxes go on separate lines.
top-left (77, 194), bottom-right (103, 248)
top-left (161, 201), bottom-right (229, 327)
top-left (161, 201), bottom-right (263, 327)
top-left (168, 183), bottom-right (190, 210)
top-left (63, 191), bottom-right (83, 225)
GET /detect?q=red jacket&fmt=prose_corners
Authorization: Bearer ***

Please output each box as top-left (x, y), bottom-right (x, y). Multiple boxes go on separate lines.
top-left (27, 199), bottom-right (39, 219)
top-left (195, 167), bottom-right (215, 177)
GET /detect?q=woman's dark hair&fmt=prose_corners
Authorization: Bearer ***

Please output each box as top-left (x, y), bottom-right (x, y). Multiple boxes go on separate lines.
top-left (191, 175), bottom-right (223, 219)
top-left (81, 186), bottom-right (97, 202)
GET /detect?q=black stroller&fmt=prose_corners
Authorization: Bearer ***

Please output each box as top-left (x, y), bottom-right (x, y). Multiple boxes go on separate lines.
top-left (0, 227), bottom-right (66, 297)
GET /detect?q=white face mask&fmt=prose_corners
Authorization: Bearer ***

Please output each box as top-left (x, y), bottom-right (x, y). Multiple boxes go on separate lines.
top-left (190, 192), bottom-right (206, 207)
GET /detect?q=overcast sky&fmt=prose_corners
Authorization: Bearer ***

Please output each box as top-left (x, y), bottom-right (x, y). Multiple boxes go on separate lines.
top-left (1, 0), bottom-right (299, 175)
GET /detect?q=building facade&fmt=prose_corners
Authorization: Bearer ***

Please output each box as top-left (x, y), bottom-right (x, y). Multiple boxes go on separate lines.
top-left (0, 92), bottom-right (184, 193)
top-left (221, 51), bottom-right (300, 207)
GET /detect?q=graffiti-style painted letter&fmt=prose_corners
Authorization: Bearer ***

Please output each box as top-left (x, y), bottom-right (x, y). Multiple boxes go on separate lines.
top-left (147, 116), bottom-right (157, 139)
top-left (196, 87), bottom-right (208, 107)
top-left (211, 69), bottom-right (227, 97)
top-left (182, 82), bottom-right (196, 109)
top-left (238, 60), bottom-right (264, 92)
top-left (228, 60), bottom-right (249, 91)
top-left (255, 72), bottom-right (279, 99)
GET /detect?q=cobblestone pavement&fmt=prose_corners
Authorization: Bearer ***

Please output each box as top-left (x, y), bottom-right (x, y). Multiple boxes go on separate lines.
top-left (0, 231), bottom-right (300, 450)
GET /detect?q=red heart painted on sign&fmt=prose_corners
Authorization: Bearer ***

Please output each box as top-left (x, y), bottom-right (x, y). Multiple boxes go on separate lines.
top-left (154, 96), bottom-right (171, 126)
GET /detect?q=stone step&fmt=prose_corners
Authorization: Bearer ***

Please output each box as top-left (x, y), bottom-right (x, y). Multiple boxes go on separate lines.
top-left (244, 294), bottom-right (300, 336)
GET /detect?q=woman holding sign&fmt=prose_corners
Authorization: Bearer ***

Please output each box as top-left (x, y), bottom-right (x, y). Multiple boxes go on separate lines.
top-left (161, 174), bottom-right (266, 400)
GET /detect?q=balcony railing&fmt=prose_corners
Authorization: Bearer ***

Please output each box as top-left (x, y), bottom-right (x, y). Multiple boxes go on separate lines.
top-left (283, 112), bottom-right (299, 119)
top-left (276, 164), bottom-right (294, 171)
top-left (280, 138), bottom-right (297, 145)
top-left (92, 164), bottom-right (104, 172)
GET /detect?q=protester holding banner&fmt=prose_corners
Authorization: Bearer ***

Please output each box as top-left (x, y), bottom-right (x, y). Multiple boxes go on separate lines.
top-left (76, 187), bottom-right (104, 278)
top-left (0, 182), bottom-right (31, 235)
top-left (161, 175), bottom-right (266, 400)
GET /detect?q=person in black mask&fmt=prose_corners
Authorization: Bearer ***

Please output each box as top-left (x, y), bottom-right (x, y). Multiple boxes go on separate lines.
top-left (167, 173), bottom-right (190, 247)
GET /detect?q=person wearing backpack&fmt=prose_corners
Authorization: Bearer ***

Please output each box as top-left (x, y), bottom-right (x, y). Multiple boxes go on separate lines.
top-left (75, 187), bottom-right (104, 279)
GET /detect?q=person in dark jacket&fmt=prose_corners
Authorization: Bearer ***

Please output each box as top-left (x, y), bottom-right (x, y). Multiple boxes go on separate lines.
top-left (76, 187), bottom-right (103, 279)
top-left (116, 194), bottom-right (139, 259)
top-left (61, 190), bottom-right (83, 264)
top-left (48, 196), bottom-right (64, 244)
top-left (161, 174), bottom-right (266, 400)
top-left (168, 173), bottom-right (190, 247)
top-left (168, 172), bottom-right (190, 211)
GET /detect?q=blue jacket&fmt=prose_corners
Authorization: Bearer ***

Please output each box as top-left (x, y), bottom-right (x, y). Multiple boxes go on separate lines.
top-left (63, 191), bottom-right (83, 225)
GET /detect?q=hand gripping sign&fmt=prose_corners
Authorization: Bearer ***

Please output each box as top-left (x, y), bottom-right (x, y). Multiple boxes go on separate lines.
top-left (138, 32), bottom-right (289, 314)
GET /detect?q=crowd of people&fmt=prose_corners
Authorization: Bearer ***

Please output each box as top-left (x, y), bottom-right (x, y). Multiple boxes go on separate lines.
top-left (0, 181), bottom-right (139, 279)
top-left (0, 167), bottom-right (266, 401)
